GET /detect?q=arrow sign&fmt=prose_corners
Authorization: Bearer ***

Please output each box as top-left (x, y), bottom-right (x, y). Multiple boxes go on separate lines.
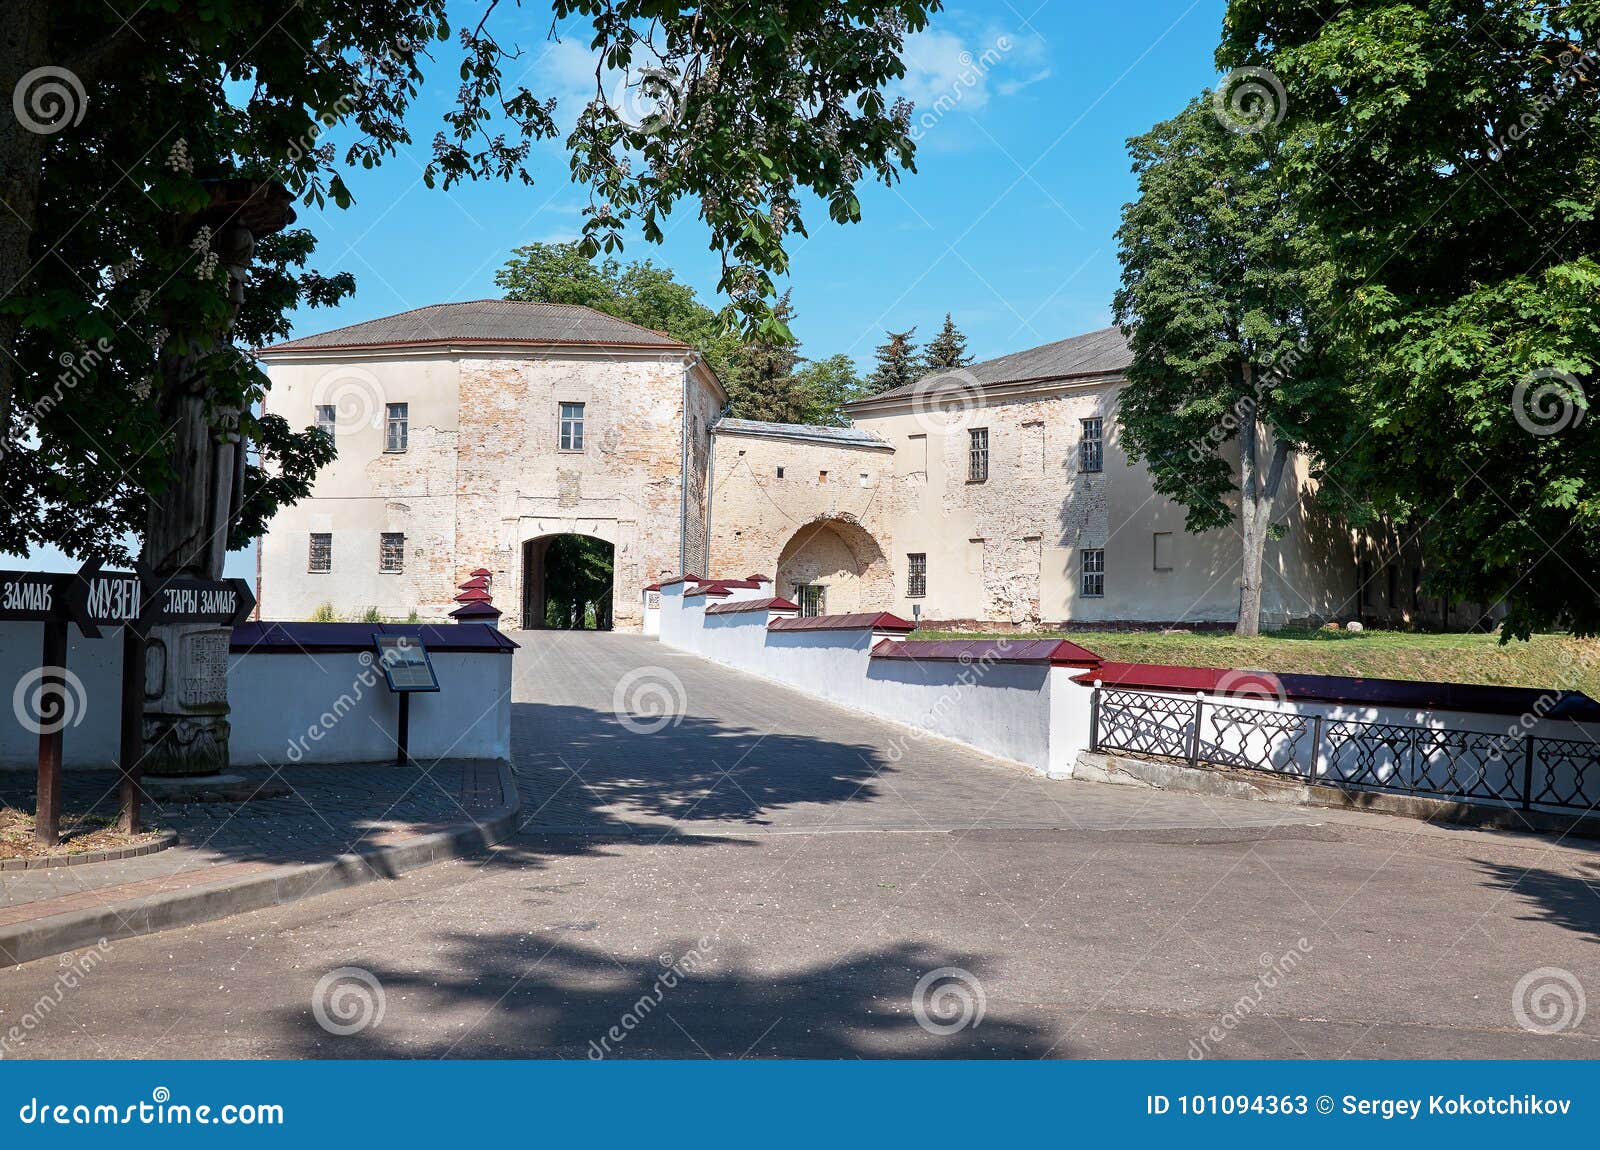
top-left (62, 557), bottom-right (144, 639)
top-left (136, 565), bottom-right (256, 628)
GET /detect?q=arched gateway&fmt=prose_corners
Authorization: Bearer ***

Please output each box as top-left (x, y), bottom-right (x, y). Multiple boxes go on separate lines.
top-left (774, 516), bottom-right (894, 615)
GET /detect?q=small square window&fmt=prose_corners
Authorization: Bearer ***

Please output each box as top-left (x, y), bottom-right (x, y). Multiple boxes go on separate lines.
top-left (776, 466), bottom-right (785, 479)
top-left (380, 532), bottom-right (405, 573)
top-left (314, 405), bottom-right (336, 441)
top-left (1080, 418), bottom-right (1103, 473)
top-left (1080, 548), bottom-right (1105, 597)
top-left (308, 533), bottom-right (331, 573)
top-left (385, 403), bottom-right (408, 452)
top-left (968, 427), bottom-right (989, 482)
top-left (559, 402), bottom-right (585, 451)
top-left (907, 553), bottom-right (927, 598)
top-left (819, 470), bottom-right (828, 483)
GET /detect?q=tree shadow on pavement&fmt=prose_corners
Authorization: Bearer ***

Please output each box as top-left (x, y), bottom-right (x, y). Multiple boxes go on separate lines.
top-left (273, 930), bottom-right (1060, 1059)
top-left (511, 703), bottom-right (889, 830)
top-left (1473, 857), bottom-right (1600, 943)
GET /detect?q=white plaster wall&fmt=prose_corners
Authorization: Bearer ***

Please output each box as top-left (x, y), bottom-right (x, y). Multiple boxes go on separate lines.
top-left (0, 623), bottom-right (512, 769)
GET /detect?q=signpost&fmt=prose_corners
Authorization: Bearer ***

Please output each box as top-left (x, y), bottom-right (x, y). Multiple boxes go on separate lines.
top-left (373, 634), bottom-right (440, 765)
top-left (0, 559), bottom-right (256, 844)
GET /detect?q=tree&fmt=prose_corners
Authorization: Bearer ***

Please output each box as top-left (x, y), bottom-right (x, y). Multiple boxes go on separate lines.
top-left (723, 292), bottom-right (809, 422)
top-left (1, 1), bottom-right (937, 566)
top-left (1218, 0), bottom-right (1600, 638)
top-left (923, 313), bottom-right (973, 369)
top-left (867, 328), bottom-right (923, 394)
top-left (497, 241), bottom-right (739, 380)
top-left (1112, 96), bottom-right (1342, 636)
top-left (543, 535), bottom-right (614, 630)
top-left (791, 354), bottom-right (865, 426)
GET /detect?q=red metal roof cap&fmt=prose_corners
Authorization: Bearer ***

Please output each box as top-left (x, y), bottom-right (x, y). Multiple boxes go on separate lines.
top-left (870, 638), bottom-right (1102, 665)
top-left (454, 588), bottom-right (494, 603)
top-left (767, 612), bottom-right (916, 633)
top-left (469, 567), bottom-right (493, 577)
top-left (746, 573), bottom-right (772, 583)
top-left (449, 600), bottom-right (503, 619)
top-left (705, 596), bottom-right (800, 615)
top-left (458, 576), bottom-right (490, 590)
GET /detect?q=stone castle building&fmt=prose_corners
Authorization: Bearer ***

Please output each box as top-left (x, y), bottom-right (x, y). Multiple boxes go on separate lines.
top-left (257, 300), bottom-right (1418, 632)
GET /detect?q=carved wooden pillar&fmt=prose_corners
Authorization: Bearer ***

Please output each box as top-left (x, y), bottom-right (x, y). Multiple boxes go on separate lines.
top-left (142, 181), bottom-right (293, 778)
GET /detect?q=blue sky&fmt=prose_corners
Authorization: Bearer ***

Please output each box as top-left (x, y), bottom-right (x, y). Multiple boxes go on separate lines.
top-left (25, 0), bottom-right (1230, 577)
top-left (286, 0), bottom-right (1229, 366)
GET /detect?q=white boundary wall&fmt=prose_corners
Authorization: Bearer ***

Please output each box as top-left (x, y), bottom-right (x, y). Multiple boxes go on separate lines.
top-left (0, 623), bottom-right (513, 769)
top-left (658, 579), bottom-right (1600, 798)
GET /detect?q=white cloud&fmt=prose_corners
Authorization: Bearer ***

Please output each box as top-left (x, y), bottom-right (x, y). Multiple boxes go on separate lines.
top-left (895, 25), bottom-right (1052, 150)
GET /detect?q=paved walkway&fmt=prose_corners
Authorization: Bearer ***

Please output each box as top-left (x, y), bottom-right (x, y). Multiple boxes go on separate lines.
top-left (3, 632), bottom-right (1597, 1058)
top-left (0, 761), bottom-right (505, 927)
top-left (510, 632), bottom-right (1320, 835)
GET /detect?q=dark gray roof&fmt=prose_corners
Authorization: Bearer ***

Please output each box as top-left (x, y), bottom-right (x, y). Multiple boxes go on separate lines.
top-left (850, 325), bottom-right (1131, 406)
top-left (261, 299), bottom-right (688, 353)
top-left (713, 417), bottom-right (889, 448)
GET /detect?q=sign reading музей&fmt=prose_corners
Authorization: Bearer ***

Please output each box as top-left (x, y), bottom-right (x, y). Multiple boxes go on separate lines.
top-left (0, 558), bottom-right (255, 634)
top-left (1, 559), bottom-right (257, 845)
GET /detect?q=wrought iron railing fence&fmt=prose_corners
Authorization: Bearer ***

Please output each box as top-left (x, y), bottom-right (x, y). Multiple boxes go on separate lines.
top-left (1089, 687), bottom-right (1600, 814)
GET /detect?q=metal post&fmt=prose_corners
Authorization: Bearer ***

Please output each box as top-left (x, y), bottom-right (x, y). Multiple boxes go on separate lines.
top-left (1088, 680), bottom-right (1102, 751)
top-left (35, 620), bottom-right (68, 847)
top-left (118, 626), bottom-right (146, 833)
top-left (1188, 692), bottom-right (1203, 767)
top-left (1521, 734), bottom-right (1535, 811)
top-left (396, 692), bottom-right (410, 766)
top-left (1310, 714), bottom-right (1324, 783)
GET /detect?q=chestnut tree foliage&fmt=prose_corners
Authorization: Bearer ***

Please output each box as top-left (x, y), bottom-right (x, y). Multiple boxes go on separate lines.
top-left (1219, 0), bottom-right (1600, 637)
top-left (0, 0), bottom-right (937, 563)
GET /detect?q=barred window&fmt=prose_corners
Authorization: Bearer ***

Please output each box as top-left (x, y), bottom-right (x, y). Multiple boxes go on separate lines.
top-left (1080, 548), bottom-right (1105, 597)
top-left (1079, 418), bottom-right (1103, 473)
top-left (968, 427), bottom-right (989, 482)
top-left (792, 583), bottom-right (827, 617)
top-left (380, 532), bottom-right (405, 573)
top-left (385, 403), bottom-right (408, 452)
top-left (314, 404), bottom-right (336, 441)
top-left (559, 402), bottom-right (585, 451)
top-left (308, 533), bottom-right (331, 573)
top-left (907, 553), bottom-right (927, 598)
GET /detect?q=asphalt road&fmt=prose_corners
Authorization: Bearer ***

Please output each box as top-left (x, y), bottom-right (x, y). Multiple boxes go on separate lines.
top-left (2, 632), bottom-right (1597, 1059)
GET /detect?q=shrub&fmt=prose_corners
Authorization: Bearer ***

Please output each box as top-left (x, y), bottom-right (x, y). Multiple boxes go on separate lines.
top-left (309, 602), bottom-right (337, 623)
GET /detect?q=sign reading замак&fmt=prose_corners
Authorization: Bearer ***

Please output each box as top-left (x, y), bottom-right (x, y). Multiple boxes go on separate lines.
top-left (0, 558), bottom-right (255, 636)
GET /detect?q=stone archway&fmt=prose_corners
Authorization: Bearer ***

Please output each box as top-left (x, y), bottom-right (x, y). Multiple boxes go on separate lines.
top-left (520, 533), bottom-right (616, 629)
top-left (775, 516), bottom-right (893, 615)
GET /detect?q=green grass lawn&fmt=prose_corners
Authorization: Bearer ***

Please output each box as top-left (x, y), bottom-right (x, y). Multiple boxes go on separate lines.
top-left (909, 627), bottom-right (1600, 698)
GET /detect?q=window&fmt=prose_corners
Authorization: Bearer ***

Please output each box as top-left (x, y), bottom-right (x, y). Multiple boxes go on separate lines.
top-left (792, 583), bottom-right (826, 617)
top-left (314, 404), bottom-right (336, 441)
top-left (1079, 418), bottom-right (1103, 473)
top-left (1152, 531), bottom-right (1173, 571)
top-left (818, 470), bottom-right (828, 483)
top-left (968, 427), bottom-right (989, 482)
top-left (1080, 548), bottom-right (1105, 597)
top-left (559, 402), bottom-right (585, 451)
top-left (859, 472), bottom-right (869, 488)
top-left (308, 533), bottom-right (331, 573)
top-left (380, 532), bottom-right (405, 573)
top-left (385, 403), bottom-right (408, 452)
top-left (776, 466), bottom-right (785, 479)
top-left (907, 554), bottom-right (927, 598)
top-left (1359, 559), bottom-right (1374, 607)
top-left (1386, 563), bottom-right (1399, 608)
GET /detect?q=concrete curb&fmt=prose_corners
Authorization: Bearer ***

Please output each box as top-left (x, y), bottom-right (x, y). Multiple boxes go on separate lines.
top-left (1074, 751), bottom-right (1600, 840)
top-left (0, 762), bottom-right (520, 970)
top-left (0, 829), bottom-right (179, 871)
